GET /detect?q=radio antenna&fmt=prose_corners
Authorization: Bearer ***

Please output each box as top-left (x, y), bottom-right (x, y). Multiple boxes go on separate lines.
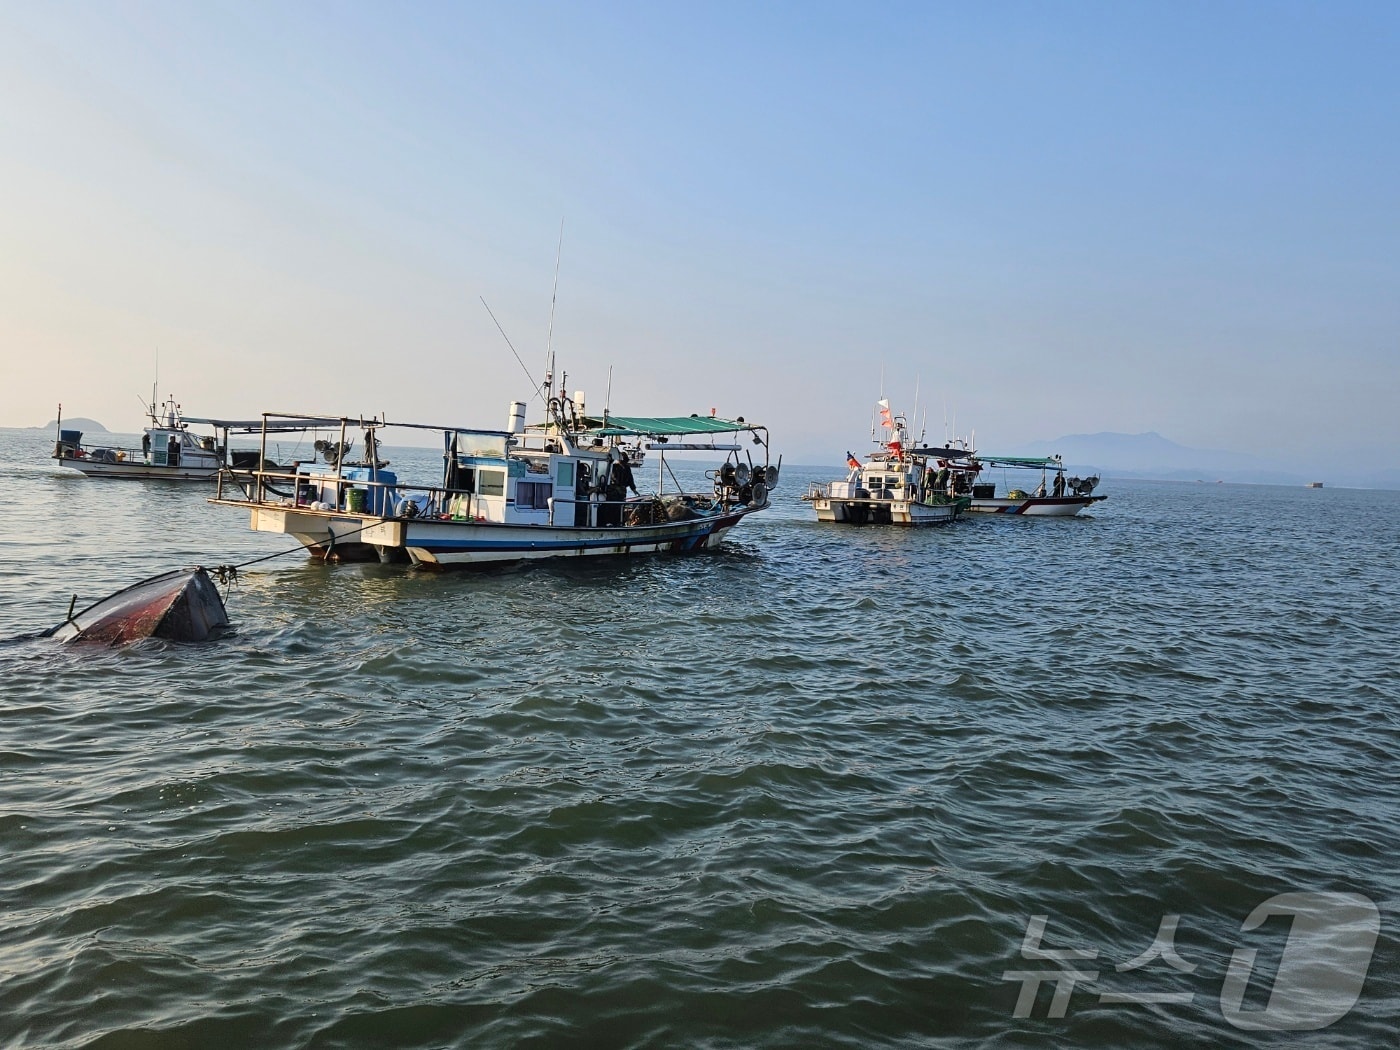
top-left (481, 297), bottom-right (540, 400)
top-left (603, 364), bottom-right (614, 429)
top-left (544, 219), bottom-right (564, 396)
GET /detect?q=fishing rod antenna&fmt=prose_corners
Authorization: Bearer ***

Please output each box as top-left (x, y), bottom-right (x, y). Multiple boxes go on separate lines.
top-left (481, 297), bottom-right (542, 402)
top-left (544, 219), bottom-right (563, 398)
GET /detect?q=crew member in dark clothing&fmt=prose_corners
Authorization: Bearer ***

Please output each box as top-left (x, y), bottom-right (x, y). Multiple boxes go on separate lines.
top-left (601, 452), bottom-right (638, 526)
top-left (142, 432), bottom-right (151, 459)
top-left (1053, 472), bottom-right (1066, 497)
top-left (167, 434), bottom-right (180, 466)
top-left (610, 453), bottom-right (638, 498)
top-left (575, 462), bottom-right (592, 526)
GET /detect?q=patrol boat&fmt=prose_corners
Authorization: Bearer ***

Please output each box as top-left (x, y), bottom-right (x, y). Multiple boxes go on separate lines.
top-left (803, 398), bottom-right (968, 525)
top-left (211, 380), bottom-right (778, 567)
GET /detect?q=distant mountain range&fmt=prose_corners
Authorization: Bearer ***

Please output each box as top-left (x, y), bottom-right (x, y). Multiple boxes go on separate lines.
top-left (1003, 431), bottom-right (1396, 490)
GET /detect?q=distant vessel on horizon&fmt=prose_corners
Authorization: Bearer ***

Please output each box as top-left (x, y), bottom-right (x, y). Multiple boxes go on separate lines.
top-left (53, 396), bottom-right (225, 481)
top-left (52, 397), bottom-right (274, 481)
top-left (1307, 481), bottom-right (1324, 488)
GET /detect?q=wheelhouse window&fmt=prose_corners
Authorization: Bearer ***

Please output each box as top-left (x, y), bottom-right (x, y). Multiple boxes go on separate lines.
top-left (478, 469), bottom-right (505, 497)
top-left (556, 461), bottom-right (575, 487)
top-left (516, 481), bottom-right (552, 510)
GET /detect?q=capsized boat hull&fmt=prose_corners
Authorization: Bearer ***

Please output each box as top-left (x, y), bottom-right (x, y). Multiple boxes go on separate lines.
top-left (966, 495), bottom-right (1106, 516)
top-left (811, 496), bottom-right (964, 525)
top-left (47, 567), bottom-right (230, 644)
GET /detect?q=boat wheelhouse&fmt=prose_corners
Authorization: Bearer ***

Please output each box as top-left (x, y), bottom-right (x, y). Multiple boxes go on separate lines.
top-left (211, 390), bottom-right (778, 567)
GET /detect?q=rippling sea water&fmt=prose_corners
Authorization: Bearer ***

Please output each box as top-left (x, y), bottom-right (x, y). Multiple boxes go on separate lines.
top-left (1, 428), bottom-right (1396, 1048)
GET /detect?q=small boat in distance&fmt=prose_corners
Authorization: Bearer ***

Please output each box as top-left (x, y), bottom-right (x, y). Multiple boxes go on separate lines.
top-left (53, 397), bottom-right (226, 480)
top-left (210, 379), bottom-right (778, 567)
top-left (803, 398), bottom-right (968, 525)
top-left (51, 397), bottom-right (279, 482)
top-left (945, 454), bottom-right (1106, 516)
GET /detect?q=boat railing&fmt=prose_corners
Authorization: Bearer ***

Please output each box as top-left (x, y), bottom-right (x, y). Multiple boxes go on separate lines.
top-left (216, 465), bottom-right (442, 516)
top-left (56, 433), bottom-right (224, 467)
top-left (214, 466), bottom-right (733, 529)
top-left (54, 438), bottom-right (146, 465)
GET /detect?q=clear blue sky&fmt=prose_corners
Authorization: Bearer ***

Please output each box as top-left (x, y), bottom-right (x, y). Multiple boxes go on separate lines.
top-left (2, 1), bottom-right (1396, 466)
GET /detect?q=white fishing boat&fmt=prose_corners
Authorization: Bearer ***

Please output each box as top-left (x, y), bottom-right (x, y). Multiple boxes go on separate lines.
top-left (52, 397), bottom-right (228, 481)
top-left (944, 454), bottom-right (1106, 516)
top-left (211, 382), bottom-right (778, 567)
top-left (803, 398), bottom-right (969, 525)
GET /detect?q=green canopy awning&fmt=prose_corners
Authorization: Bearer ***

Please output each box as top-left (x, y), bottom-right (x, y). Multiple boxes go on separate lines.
top-left (580, 414), bottom-right (760, 437)
top-left (980, 456), bottom-right (1063, 469)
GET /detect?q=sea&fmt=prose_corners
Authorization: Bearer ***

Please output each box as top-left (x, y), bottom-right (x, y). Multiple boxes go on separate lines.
top-left (1, 426), bottom-right (1396, 1049)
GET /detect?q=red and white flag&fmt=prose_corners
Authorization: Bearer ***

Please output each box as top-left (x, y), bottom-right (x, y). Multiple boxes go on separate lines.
top-left (877, 398), bottom-right (893, 429)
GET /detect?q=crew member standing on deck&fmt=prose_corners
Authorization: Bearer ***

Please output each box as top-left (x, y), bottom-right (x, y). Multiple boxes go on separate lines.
top-left (611, 452), bottom-right (637, 498)
top-left (601, 451), bottom-right (638, 527)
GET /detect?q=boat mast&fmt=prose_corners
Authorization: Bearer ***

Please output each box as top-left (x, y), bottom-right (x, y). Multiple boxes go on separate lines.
top-left (542, 220), bottom-right (565, 434)
top-left (911, 373), bottom-right (919, 443)
top-left (544, 220), bottom-right (563, 400)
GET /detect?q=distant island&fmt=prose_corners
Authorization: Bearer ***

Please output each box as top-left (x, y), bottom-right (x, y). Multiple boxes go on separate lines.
top-left (39, 417), bottom-right (109, 433)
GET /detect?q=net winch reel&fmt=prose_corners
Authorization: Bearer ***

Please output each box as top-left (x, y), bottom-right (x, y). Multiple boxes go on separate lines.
top-left (712, 453), bottom-right (778, 508)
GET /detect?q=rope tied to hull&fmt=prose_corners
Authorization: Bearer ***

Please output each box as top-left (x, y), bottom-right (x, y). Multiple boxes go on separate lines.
top-left (213, 518), bottom-right (384, 574)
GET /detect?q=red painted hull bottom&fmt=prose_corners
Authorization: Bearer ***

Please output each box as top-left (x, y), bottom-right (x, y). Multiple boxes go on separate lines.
top-left (47, 568), bottom-right (231, 644)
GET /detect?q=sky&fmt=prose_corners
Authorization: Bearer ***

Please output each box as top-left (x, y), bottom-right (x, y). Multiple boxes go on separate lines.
top-left (1, 1), bottom-right (1397, 467)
